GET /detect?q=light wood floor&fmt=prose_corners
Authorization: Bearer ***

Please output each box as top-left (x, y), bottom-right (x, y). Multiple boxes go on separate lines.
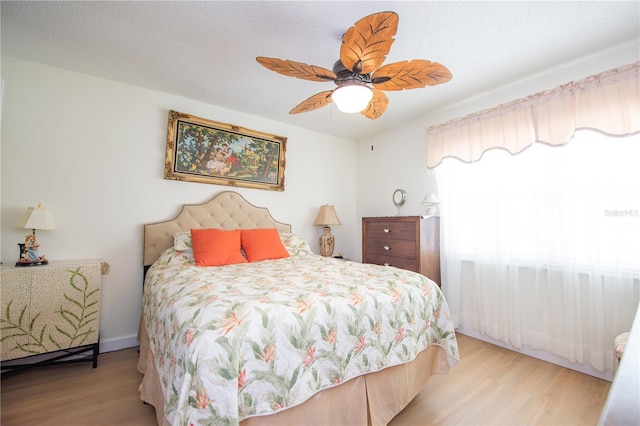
top-left (1, 334), bottom-right (610, 425)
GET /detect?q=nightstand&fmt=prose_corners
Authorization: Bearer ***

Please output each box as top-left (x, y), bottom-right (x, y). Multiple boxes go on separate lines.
top-left (1, 259), bottom-right (109, 371)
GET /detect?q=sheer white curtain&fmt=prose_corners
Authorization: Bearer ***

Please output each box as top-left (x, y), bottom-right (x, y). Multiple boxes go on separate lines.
top-left (438, 131), bottom-right (640, 372)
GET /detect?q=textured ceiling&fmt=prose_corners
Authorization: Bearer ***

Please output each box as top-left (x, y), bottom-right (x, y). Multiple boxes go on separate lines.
top-left (2, 1), bottom-right (639, 140)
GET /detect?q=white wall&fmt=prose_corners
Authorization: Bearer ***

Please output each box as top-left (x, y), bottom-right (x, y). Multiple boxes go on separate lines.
top-left (355, 41), bottom-right (639, 262)
top-left (0, 57), bottom-right (356, 351)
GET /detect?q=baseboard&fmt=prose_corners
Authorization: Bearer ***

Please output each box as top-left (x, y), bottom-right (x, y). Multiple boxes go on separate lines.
top-left (456, 326), bottom-right (614, 382)
top-left (99, 334), bottom-right (140, 353)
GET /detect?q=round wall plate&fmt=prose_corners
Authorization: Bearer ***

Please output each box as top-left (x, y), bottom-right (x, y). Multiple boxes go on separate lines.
top-left (393, 189), bottom-right (407, 208)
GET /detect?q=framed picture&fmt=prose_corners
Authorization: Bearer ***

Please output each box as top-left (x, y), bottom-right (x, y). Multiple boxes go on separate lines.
top-left (164, 110), bottom-right (286, 191)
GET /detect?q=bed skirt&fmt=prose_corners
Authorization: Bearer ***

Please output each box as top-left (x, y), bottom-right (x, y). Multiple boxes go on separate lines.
top-left (137, 315), bottom-right (451, 426)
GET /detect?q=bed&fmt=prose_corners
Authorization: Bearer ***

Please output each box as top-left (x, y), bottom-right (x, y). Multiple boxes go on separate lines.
top-left (137, 191), bottom-right (459, 426)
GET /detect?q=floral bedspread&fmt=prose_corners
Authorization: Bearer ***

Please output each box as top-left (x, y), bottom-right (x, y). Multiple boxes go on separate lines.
top-left (143, 244), bottom-right (459, 426)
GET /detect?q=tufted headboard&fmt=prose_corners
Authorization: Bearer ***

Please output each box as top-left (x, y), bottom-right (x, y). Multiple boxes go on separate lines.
top-left (142, 191), bottom-right (291, 267)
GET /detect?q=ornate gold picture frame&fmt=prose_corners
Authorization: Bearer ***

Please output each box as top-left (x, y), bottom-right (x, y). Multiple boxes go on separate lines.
top-left (164, 110), bottom-right (286, 191)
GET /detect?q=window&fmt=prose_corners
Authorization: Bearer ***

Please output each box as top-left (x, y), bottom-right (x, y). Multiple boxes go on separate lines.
top-left (437, 130), bottom-right (639, 373)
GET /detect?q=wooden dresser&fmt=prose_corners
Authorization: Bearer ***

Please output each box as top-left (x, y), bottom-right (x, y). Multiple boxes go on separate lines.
top-left (362, 216), bottom-right (441, 285)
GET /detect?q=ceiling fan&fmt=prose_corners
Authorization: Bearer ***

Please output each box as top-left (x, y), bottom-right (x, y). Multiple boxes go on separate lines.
top-left (256, 11), bottom-right (452, 120)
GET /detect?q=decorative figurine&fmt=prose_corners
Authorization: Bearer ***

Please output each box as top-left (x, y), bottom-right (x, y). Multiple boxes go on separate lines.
top-left (16, 233), bottom-right (48, 266)
top-left (25, 234), bottom-right (40, 260)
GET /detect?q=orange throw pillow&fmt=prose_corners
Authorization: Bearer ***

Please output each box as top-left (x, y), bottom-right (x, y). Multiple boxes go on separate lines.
top-left (241, 228), bottom-right (290, 262)
top-left (190, 228), bottom-right (247, 267)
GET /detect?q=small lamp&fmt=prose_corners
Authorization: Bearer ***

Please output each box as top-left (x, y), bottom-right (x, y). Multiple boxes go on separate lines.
top-left (332, 82), bottom-right (373, 113)
top-left (313, 205), bottom-right (342, 257)
top-left (16, 203), bottom-right (55, 265)
top-left (421, 193), bottom-right (440, 217)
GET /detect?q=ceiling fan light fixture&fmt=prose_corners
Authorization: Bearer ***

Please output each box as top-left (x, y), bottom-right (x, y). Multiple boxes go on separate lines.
top-left (257, 12), bottom-right (451, 119)
top-left (332, 83), bottom-right (373, 113)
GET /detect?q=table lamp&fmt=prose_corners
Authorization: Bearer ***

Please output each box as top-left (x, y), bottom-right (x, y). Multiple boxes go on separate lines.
top-left (313, 205), bottom-right (342, 257)
top-left (421, 193), bottom-right (440, 217)
top-left (16, 203), bottom-right (55, 266)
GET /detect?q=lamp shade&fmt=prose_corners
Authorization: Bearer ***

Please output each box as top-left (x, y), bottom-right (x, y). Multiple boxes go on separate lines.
top-left (313, 205), bottom-right (342, 226)
top-left (421, 193), bottom-right (440, 205)
top-left (18, 203), bottom-right (56, 230)
top-left (331, 84), bottom-right (373, 113)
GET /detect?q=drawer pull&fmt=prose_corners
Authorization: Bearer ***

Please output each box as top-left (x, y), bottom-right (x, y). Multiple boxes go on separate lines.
top-left (383, 228), bottom-right (390, 233)
top-left (383, 245), bottom-right (390, 251)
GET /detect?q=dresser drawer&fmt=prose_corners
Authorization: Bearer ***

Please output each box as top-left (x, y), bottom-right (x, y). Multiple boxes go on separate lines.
top-left (364, 254), bottom-right (418, 273)
top-left (364, 221), bottom-right (417, 240)
top-left (365, 237), bottom-right (416, 259)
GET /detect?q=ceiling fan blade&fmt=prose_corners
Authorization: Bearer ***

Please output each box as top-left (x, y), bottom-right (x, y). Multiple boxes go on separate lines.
top-left (289, 90), bottom-right (334, 114)
top-left (360, 89), bottom-right (389, 120)
top-left (340, 11), bottom-right (398, 74)
top-left (257, 57), bottom-right (337, 82)
top-left (371, 60), bottom-right (452, 91)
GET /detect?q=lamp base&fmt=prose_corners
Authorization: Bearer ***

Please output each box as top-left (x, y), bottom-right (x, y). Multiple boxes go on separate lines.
top-left (15, 259), bottom-right (49, 267)
top-left (318, 226), bottom-right (335, 257)
top-left (424, 206), bottom-right (437, 217)
top-left (17, 241), bottom-right (48, 266)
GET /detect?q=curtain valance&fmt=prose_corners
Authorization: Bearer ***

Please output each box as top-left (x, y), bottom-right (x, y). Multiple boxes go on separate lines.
top-left (427, 62), bottom-right (640, 168)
